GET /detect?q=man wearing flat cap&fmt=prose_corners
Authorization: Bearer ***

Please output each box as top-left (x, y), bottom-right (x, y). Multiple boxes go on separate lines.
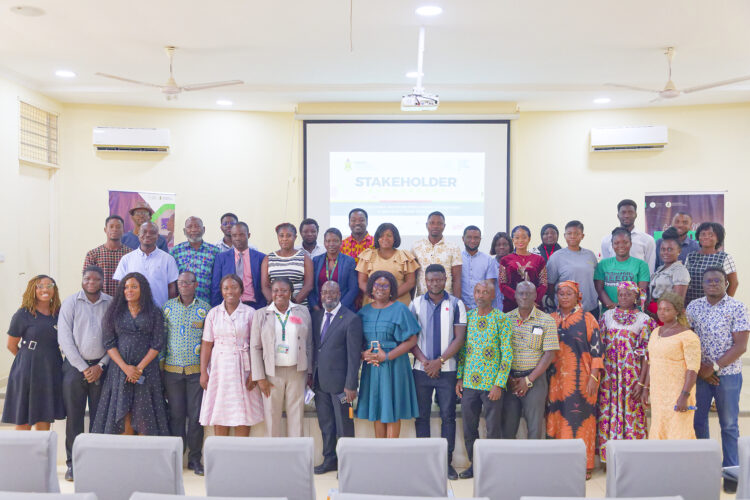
top-left (121, 201), bottom-right (169, 252)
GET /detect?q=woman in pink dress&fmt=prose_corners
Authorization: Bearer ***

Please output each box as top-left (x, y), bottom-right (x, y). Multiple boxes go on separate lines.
top-left (597, 281), bottom-right (656, 464)
top-left (199, 274), bottom-right (264, 436)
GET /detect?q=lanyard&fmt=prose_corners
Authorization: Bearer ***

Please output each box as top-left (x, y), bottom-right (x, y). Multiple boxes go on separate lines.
top-left (274, 310), bottom-right (291, 341)
top-left (325, 256), bottom-right (339, 281)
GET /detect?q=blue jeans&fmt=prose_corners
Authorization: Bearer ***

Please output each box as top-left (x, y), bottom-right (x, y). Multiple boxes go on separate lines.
top-left (413, 369), bottom-right (457, 459)
top-left (694, 373), bottom-right (742, 467)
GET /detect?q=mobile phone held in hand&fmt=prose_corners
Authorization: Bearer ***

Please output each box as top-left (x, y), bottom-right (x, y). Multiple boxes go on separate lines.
top-left (370, 340), bottom-right (380, 353)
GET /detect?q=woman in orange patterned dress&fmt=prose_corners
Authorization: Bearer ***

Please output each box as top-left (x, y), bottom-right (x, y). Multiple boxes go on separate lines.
top-left (548, 281), bottom-right (604, 479)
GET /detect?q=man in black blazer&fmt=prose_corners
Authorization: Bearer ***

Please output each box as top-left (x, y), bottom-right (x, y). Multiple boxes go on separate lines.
top-left (312, 281), bottom-right (364, 474)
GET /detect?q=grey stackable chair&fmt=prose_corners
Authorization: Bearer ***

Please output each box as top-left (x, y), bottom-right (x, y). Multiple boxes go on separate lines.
top-left (73, 434), bottom-right (184, 500)
top-left (334, 495), bottom-right (487, 500)
top-left (130, 494), bottom-right (286, 500)
top-left (336, 438), bottom-right (447, 497)
top-left (521, 497), bottom-right (684, 500)
top-left (0, 431), bottom-right (59, 493)
top-left (0, 494), bottom-right (97, 500)
top-left (736, 436), bottom-right (750, 499)
top-left (605, 439), bottom-right (720, 500)
top-left (204, 436), bottom-right (314, 500)
top-left (474, 439), bottom-right (586, 500)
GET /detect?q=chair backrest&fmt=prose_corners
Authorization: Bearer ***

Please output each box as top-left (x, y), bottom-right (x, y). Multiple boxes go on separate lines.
top-left (336, 438), bottom-right (447, 497)
top-left (0, 494), bottom-right (97, 500)
top-left (605, 439), bottom-right (720, 500)
top-left (73, 434), bottom-right (184, 500)
top-left (737, 436), bottom-right (750, 499)
top-left (130, 494), bottom-right (286, 500)
top-left (0, 431), bottom-right (59, 493)
top-left (474, 439), bottom-right (586, 500)
top-left (204, 436), bottom-right (314, 500)
top-left (334, 495), bottom-right (486, 500)
top-left (520, 497), bottom-right (684, 500)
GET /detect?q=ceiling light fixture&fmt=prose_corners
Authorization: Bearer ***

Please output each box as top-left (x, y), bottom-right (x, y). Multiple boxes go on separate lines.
top-left (216, 100), bottom-right (233, 106)
top-left (9, 5), bottom-right (45, 16)
top-left (55, 70), bottom-right (76, 78)
top-left (593, 97), bottom-right (611, 104)
top-left (415, 5), bottom-right (442, 16)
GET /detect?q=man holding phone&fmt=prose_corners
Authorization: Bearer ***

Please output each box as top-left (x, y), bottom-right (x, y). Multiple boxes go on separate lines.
top-left (311, 281), bottom-right (364, 474)
top-left (501, 281), bottom-right (559, 439)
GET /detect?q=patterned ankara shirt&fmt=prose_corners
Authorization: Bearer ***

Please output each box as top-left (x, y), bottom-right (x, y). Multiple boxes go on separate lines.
top-left (83, 244), bottom-right (132, 296)
top-left (162, 296), bottom-right (211, 375)
top-left (686, 294), bottom-right (750, 376)
top-left (457, 308), bottom-right (513, 391)
top-left (411, 237), bottom-right (462, 295)
top-left (170, 241), bottom-right (221, 303)
top-left (506, 307), bottom-right (559, 371)
top-left (341, 233), bottom-right (374, 264)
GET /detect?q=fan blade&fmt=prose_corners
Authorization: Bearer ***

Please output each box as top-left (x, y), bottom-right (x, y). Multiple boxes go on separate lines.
top-left (605, 83), bottom-right (661, 93)
top-left (682, 75), bottom-right (750, 94)
top-left (95, 72), bottom-right (164, 88)
top-left (182, 80), bottom-right (244, 92)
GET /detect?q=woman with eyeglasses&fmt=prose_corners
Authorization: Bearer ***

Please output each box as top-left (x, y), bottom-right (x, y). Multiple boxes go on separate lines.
top-left (357, 271), bottom-right (420, 438)
top-left (684, 222), bottom-right (738, 305)
top-left (2, 275), bottom-right (65, 430)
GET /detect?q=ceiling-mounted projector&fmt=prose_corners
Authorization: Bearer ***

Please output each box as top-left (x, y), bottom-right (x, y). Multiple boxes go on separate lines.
top-left (401, 92), bottom-right (439, 111)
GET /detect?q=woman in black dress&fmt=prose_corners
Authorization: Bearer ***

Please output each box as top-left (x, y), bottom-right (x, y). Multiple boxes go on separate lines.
top-left (93, 272), bottom-right (169, 435)
top-left (2, 275), bottom-right (65, 429)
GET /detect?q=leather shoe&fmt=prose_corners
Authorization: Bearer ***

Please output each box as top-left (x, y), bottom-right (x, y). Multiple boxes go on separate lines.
top-left (188, 462), bottom-right (204, 476)
top-left (458, 466), bottom-right (473, 479)
top-left (314, 461), bottom-right (338, 475)
top-left (447, 464), bottom-right (458, 480)
top-left (64, 465), bottom-right (74, 482)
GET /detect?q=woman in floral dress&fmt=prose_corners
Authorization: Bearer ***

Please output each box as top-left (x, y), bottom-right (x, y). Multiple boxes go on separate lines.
top-left (597, 281), bottom-right (656, 463)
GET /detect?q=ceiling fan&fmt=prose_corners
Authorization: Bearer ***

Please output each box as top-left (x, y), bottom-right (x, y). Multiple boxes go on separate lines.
top-left (606, 47), bottom-right (750, 100)
top-left (96, 46), bottom-right (243, 100)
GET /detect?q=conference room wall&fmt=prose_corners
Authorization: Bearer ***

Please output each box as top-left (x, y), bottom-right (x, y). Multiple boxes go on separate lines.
top-left (0, 77), bottom-right (62, 384)
top-left (511, 102), bottom-right (748, 307)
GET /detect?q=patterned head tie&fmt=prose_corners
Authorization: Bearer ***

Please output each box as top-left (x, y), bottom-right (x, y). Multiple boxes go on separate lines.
top-left (557, 280), bottom-right (582, 309)
top-left (616, 281), bottom-right (646, 309)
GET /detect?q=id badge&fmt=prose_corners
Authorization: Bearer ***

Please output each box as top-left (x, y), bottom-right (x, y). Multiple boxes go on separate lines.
top-left (276, 344), bottom-right (290, 354)
top-left (531, 326), bottom-right (544, 336)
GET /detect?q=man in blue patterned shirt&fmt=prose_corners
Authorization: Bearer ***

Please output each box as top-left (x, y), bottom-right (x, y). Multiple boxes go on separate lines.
top-left (170, 216), bottom-right (221, 303)
top-left (163, 271), bottom-right (210, 475)
top-left (687, 266), bottom-right (750, 467)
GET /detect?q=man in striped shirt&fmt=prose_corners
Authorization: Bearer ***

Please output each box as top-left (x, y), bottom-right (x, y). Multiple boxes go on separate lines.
top-left (409, 263), bottom-right (467, 480)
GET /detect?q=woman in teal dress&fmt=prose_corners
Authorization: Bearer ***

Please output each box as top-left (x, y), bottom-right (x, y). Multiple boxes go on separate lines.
top-left (357, 270), bottom-right (420, 438)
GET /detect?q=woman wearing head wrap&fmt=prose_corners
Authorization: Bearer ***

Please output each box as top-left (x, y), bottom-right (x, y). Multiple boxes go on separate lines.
top-left (533, 223), bottom-right (562, 262)
top-left (647, 292), bottom-right (701, 440)
top-left (548, 281), bottom-right (603, 479)
top-left (597, 281), bottom-right (656, 464)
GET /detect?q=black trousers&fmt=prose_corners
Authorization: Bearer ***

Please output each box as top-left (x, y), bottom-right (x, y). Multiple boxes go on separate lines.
top-left (314, 374), bottom-right (354, 463)
top-left (163, 371), bottom-right (204, 464)
top-left (460, 387), bottom-right (503, 464)
top-left (62, 358), bottom-right (104, 466)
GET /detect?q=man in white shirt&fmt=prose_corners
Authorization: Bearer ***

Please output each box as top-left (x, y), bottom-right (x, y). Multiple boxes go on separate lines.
top-left (600, 199), bottom-right (656, 272)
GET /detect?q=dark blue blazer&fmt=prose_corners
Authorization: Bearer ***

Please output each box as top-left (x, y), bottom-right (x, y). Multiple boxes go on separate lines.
top-left (211, 248), bottom-right (267, 308)
top-left (308, 253), bottom-right (358, 310)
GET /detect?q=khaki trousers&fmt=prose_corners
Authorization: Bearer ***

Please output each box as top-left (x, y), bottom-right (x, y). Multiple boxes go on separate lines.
top-left (263, 365), bottom-right (306, 437)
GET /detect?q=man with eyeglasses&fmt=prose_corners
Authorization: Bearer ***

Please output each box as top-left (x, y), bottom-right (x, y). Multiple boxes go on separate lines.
top-left (162, 271), bottom-right (211, 476)
top-left (687, 267), bottom-right (750, 468)
top-left (171, 216), bottom-right (220, 303)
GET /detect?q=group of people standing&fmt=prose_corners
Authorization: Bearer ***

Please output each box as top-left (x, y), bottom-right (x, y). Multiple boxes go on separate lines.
top-left (2, 198), bottom-right (747, 483)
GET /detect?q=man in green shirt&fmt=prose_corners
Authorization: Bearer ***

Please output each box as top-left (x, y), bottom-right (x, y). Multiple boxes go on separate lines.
top-left (594, 227), bottom-right (650, 309)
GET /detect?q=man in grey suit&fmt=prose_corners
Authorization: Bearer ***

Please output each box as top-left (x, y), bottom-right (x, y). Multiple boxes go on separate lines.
top-left (312, 281), bottom-right (364, 474)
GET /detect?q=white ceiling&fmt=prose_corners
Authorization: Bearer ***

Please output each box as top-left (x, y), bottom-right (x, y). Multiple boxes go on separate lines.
top-left (2, 0), bottom-right (750, 111)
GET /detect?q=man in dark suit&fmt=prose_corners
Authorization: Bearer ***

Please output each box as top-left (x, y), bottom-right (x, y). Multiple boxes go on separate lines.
top-left (312, 281), bottom-right (363, 474)
top-left (210, 222), bottom-right (266, 308)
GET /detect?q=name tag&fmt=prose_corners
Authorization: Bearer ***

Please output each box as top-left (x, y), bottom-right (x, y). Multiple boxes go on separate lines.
top-left (191, 320), bottom-right (204, 329)
top-left (276, 344), bottom-right (290, 354)
top-left (531, 326), bottom-right (544, 336)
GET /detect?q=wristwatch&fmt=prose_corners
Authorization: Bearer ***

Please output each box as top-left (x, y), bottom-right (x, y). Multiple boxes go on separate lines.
top-left (713, 361), bottom-right (721, 373)
top-left (439, 356), bottom-right (446, 365)
top-left (525, 376), bottom-right (534, 388)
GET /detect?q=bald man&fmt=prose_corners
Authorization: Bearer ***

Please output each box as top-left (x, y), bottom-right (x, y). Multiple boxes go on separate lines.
top-left (170, 216), bottom-right (221, 303)
top-left (113, 221), bottom-right (179, 307)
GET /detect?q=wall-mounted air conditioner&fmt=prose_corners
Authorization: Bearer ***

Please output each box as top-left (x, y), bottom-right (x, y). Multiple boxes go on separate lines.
top-left (590, 125), bottom-right (668, 152)
top-left (92, 127), bottom-right (170, 152)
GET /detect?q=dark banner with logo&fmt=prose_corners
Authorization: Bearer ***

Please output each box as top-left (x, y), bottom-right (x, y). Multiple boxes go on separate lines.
top-left (644, 192), bottom-right (724, 240)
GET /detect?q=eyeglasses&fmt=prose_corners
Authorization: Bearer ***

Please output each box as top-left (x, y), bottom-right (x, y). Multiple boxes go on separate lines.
top-left (221, 221), bottom-right (237, 227)
top-left (372, 283), bottom-right (390, 290)
top-left (703, 278), bottom-right (724, 285)
top-left (177, 280), bottom-right (196, 286)
top-left (36, 283), bottom-right (55, 290)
